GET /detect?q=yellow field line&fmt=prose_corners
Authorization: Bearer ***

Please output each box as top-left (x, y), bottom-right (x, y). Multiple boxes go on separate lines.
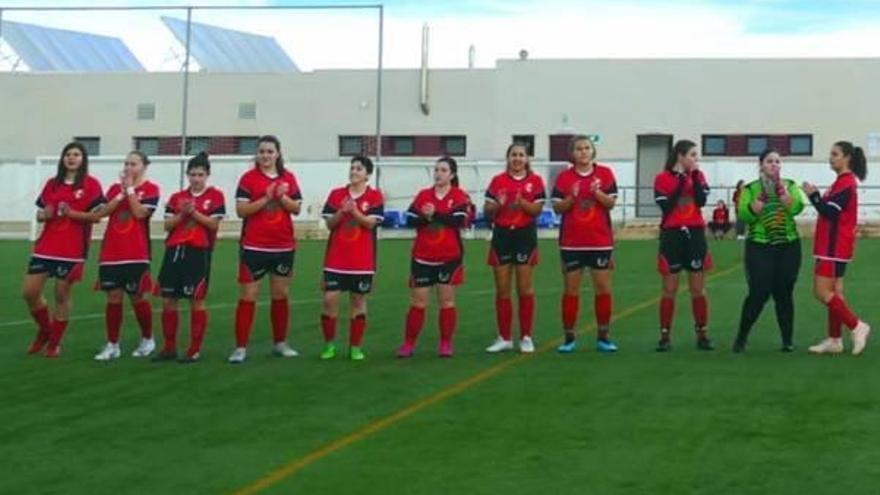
top-left (231, 263), bottom-right (741, 495)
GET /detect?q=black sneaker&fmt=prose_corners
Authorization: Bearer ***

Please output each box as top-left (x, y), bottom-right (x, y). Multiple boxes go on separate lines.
top-left (780, 344), bottom-right (795, 353)
top-left (732, 339), bottom-right (747, 353)
top-left (697, 338), bottom-right (715, 351)
top-left (656, 339), bottom-right (672, 352)
top-left (151, 349), bottom-right (178, 362)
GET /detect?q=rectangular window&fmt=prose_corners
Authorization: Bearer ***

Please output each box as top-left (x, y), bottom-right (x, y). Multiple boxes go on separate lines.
top-left (441, 136), bottom-right (467, 156)
top-left (73, 137), bottom-right (100, 156)
top-left (186, 137), bottom-right (210, 155)
top-left (236, 136), bottom-right (259, 155)
top-left (549, 134), bottom-right (574, 162)
top-left (387, 136), bottom-right (415, 156)
top-left (702, 135), bottom-right (727, 156)
top-left (136, 103), bottom-right (155, 121)
top-left (134, 137), bottom-right (159, 156)
top-left (789, 135), bottom-right (813, 156)
top-left (746, 135), bottom-right (770, 156)
top-left (339, 136), bottom-right (364, 156)
top-left (238, 102), bottom-right (257, 120)
top-left (512, 135), bottom-right (535, 156)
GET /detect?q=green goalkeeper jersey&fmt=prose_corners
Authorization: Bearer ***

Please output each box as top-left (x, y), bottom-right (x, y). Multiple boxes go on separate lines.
top-left (736, 178), bottom-right (805, 245)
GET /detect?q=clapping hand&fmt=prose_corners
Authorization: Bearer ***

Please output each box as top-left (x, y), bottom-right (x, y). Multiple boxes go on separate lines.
top-left (802, 182), bottom-right (818, 196)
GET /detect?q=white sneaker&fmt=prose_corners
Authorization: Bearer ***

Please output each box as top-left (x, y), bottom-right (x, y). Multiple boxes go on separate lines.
top-left (228, 347), bottom-right (247, 364)
top-left (273, 342), bottom-right (299, 358)
top-left (520, 336), bottom-right (536, 354)
top-left (131, 338), bottom-right (156, 358)
top-left (852, 321), bottom-right (871, 356)
top-left (94, 342), bottom-right (121, 361)
top-left (808, 338), bottom-right (844, 355)
top-left (485, 337), bottom-right (514, 353)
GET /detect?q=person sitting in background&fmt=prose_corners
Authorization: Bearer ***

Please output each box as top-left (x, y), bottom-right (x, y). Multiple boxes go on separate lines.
top-left (708, 199), bottom-right (731, 240)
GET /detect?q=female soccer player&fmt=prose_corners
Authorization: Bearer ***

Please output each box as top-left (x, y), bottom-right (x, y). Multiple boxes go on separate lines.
top-left (708, 199), bottom-right (731, 240)
top-left (805, 141), bottom-right (871, 356)
top-left (733, 149), bottom-right (805, 352)
top-left (396, 157), bottom-right (471, 358)
top-left (93, 150), bottom-right (161, 361)
top-left (22, 142), bottom-right (105, 358)
top-left (229, 135), bottom-right (302, 364)
top-left (153, 152), bottom-right (226, 363)
top-left (483, 143), bottom-right (546, 354)
top-left (552, 135), bottom-right (619, 353)
top-left (653, 139), bottom-right (714, 352)
top-left (319, 155), bottom-right (384, 361)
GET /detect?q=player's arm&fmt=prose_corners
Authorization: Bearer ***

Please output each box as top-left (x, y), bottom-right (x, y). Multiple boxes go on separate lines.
top-left (96, 189), bottom-right (125, 218)
top-left (808, 187), bottom-right (851, 220)
top-left (125, 187), bottom-right (154, 220)
top-left (278, 194), bottom-right (302, 215)
top-left (405, 202), bottom-right (430, 227)
top-left (350, 205), bottom-right (380, 230)
top-left (654, 174), bottom-right (685, 215)
top-left (593, 181), bottom-right (618, 210)
top-left (189, 209), bottom-right (221, 232)
top-left (483, 182), bottom-right (502, 218)
top-left (236, 183), bottom-right (271, 219)
top-left (433, 204), bottom-right (470, 228)
top-left (551, 185), bottom-right (575, 214)
top-left (738, 184), bottom-right (759, 222)
top-left (692, 171), bottom-right (709, 207)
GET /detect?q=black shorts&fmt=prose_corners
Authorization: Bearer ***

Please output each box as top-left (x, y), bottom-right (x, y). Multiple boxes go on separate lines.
top-left (238, 249), bottom-right (295, 282)
top-left (27, 257), bottom-right (84, 283)
top-left (158, 245), bottom-right (212, 300)
top-left (560, 250), bottom-right (614, 272)
top-left (410, 259), bottom-right (464, 288)
top-left (488, 226), bottom-right (538, 266)
top-left (323, 271), bottom-right (374, 294)
top-left (658, 227), bottom-right (713, 275)
top-left (98, 263), bottom-right (152, 295)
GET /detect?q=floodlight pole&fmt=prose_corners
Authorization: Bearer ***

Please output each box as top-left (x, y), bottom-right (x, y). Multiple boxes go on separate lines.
top-left (375, 5), bottom-right (384, 163)
top-left (178, 6), bottom-right (193, 189)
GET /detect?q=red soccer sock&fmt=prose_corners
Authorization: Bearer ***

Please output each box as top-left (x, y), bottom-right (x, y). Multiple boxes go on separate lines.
top-left (496, 297), bottom-right (513, 340)
top-left (133, 300), bottom-right (153, 339)
top-left (692, 295), bottom-right (708, 330)
top-left (439, 307), bottom-right (457, 343)
top-left (189, 309), bottom-right (207, 355)
top-left (828, 306), bottom-right (843, 339)
top-left (321, 314), bottom-right (337, 342)
top-left (659, 297), bottom-right (675, 334)
top-left (271, 298), bottom-right (289, 344)
top-left (234, 300), bottom-right (256, 348)
top-left (350, 314), bottom-right (366, 347)
top-left (106, 302), bottom-right (123, 344)
top-left (595, 294), bottom-right (612, 340)
top-left (404, 306), bottom-right (426, 345)
top-left (31, 306), bottom-right (52, 337)
top-left (518, 294), bottom-right (535, 338)
top-left (827, 294), bottom-right (859, 330)
top-left (161, 309), bottom-right (179, 351)
top-left (48, 319), bottom-right (69, 348)
top-left (561, 294), bottom-right (579, 331)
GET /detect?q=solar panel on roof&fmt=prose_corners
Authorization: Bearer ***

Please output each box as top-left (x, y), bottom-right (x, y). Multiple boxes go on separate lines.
top-left (161, 16), bottom-right (298, 73)
top-left (0, 21), bottom-right (144, 72)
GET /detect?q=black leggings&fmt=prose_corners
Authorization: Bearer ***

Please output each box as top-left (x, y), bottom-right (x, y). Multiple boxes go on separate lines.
top-left (736, 240), bottom-right (802, 346)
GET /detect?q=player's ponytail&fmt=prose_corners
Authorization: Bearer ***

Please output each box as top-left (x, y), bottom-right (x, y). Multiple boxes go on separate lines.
top-left (835, 141), bottom-right (868, 181)
top-left (188, 151), bottom-right (211, 174)
top-left (257, 135), bottom-right (286, 176)
top-left (438, 156), bottom-right (459, 188)
top-left (665, 139), bottom-right (696, 172)
top-left (55, 141), bottom-right (89, 189)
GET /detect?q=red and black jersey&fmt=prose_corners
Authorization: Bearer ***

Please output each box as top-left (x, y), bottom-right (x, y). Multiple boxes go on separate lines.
top-left (811, 172), bottom-right (859, 262)
top-left (164, 186), bottom-right (226, 250)
top-left (712, 205), bottom-right (730, 224)
top-left (99, 181), bottom-right (160, 265)
top-left (551, 164), bottom-right (618, 250)
top-left (322, 185), bottom-right (385, 274)
top-left (235, 167), bottom-right (302, 252)
top-left (484, 171), bottom-right (547, 229)
top-left (407, 186), bottom-right (471, 264)
top-left (654, 169), bottom-right (709, 229)
top-left (33, 175), bottom-right (105, 262)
